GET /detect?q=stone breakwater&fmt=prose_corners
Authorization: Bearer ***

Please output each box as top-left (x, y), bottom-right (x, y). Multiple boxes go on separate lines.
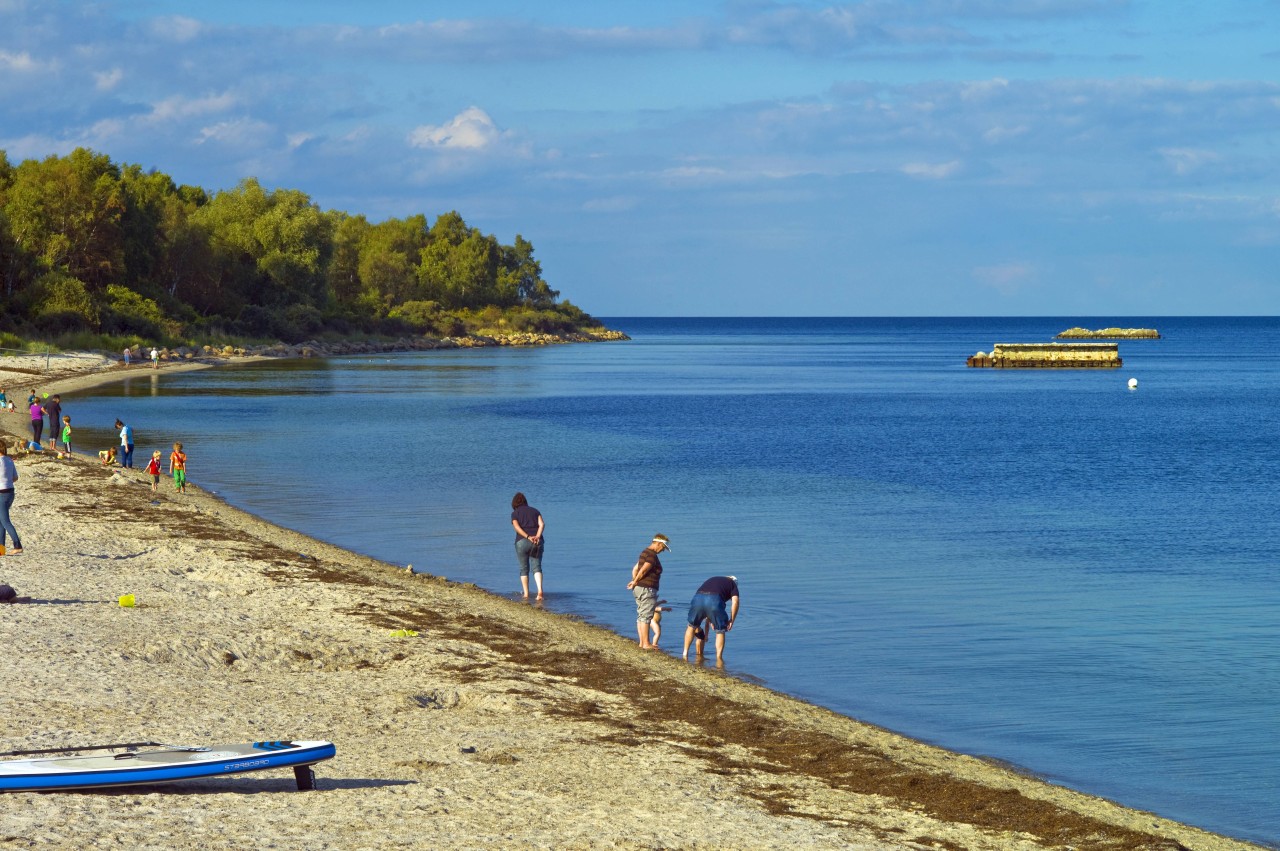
top-left (123, 328), bottom-right (630, 362)
top-left (1056, 327), bottom-right (1161, 339)
top-left (967, 342), bottom-right (1122, 368)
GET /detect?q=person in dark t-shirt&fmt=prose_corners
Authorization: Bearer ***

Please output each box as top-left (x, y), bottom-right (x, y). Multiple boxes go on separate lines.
top-left (510, 492), bottom-right (545, 600)
top-left (683, 575), bottom-right (740, 662)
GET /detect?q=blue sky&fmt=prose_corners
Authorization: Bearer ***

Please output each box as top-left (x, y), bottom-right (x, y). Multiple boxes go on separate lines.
top-left (1, 1), bottom-right (1277, 315)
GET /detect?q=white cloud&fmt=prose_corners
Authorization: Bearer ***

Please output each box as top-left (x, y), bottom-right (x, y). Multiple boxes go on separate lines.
top-left (0, 50), bottom-right (43, 73)
top-left (195, 117), bottom-right (274, 148)
top-left (151, 92), bottom-right (238, 122)
top-left (149, 16), bottom-right (204, 43)
top-left (1159, 147), bottom-right (1219, 175)
top-left (901, 160), bottom-right (962, 179)
top-left (408, 107), bottom-right (501, 151)
top-left (93, 67), bottom-right (124, 91)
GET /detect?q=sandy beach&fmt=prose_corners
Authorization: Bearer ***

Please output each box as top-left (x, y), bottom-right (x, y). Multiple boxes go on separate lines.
top-left (0, 353), bottom-right (1265, 850)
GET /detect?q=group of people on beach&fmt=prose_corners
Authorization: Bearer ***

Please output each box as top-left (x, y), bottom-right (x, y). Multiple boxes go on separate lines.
top-left (0, 388), bottom-right (71, 455)
top-left (120, 346), bottom-right (162, 369)
top-left (0, 391), bottom-right (192, 569)
top-left (511, 493), bottom-right (742, 662)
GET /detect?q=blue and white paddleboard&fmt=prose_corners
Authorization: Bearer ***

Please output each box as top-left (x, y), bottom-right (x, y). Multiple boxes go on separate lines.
top-left (0, 740), bottom-right (336, 792)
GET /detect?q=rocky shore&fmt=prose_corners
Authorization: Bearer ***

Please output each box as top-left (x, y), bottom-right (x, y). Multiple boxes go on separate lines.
top-left (0, 352), bottom-right (1264, 851)
top-left (136, 328), bottom-right (631, 364)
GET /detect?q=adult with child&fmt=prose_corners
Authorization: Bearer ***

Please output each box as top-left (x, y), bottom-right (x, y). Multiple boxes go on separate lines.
top-left (682, 575), bottom-right (740, 663)
top-left (625, 534), bottom-right (671, 650)
top-left (43, 394), bottom-right (62, 450)
top-left (0, 439), bottom-right (23, 555)
top-left (510, 492), bottom-right (545, 600)
top-left (115, 419), bottom-right (135, 468)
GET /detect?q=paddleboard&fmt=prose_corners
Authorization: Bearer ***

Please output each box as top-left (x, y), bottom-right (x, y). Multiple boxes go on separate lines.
top-left (0, 740), bottom-right (336, 792)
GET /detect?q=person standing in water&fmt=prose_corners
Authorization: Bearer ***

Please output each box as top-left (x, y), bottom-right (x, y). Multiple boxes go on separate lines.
top-left (511, 492), bottom-right (545, 600)
top-left (626, 534), bottom-right (671, 650)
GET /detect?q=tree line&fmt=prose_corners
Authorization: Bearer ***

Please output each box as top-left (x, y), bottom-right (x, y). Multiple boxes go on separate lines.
top-left (0, 147), bottom-right (599, 347)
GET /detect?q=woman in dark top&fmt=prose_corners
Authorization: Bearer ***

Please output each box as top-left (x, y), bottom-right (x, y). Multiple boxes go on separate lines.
top-left (511, 492), bottom-right (545, 600)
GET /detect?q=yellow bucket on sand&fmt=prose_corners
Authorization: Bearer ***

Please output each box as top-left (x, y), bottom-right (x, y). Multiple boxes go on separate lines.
top-left (118, 594), bottom-right (136, 608)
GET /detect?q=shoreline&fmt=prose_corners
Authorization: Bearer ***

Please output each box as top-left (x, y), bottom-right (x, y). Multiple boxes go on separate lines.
top-left (0, 356), bottom-right (1265, 849)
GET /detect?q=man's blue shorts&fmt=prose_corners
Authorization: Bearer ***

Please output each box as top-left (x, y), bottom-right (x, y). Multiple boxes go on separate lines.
top-left (687, 593), bottom-right (729, 630)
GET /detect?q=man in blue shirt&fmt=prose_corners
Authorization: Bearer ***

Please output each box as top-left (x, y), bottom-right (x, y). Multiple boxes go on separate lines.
top-left (115, 419), bottom-right (135, 468)
top-left (682, 575), bottom-right (739, 662)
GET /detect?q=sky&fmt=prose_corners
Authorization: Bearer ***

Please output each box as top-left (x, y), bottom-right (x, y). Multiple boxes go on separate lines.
top-left (1, 0), bottom-right (1278, 316)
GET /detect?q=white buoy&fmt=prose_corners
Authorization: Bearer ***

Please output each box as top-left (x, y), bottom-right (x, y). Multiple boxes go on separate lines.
top-left (1127, 377), bottom-right (1138, 390)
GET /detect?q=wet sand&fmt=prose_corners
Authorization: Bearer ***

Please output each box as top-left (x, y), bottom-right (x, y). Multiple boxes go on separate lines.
top-left (0, 353), bottom-right (1264, 850)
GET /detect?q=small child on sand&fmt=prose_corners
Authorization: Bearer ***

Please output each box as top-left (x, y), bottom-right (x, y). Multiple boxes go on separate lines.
top-left (146, 451), bottom-right (163, 492)
top-left (0, 388), bottom-right (6, 410)
top-left (59, 416), bottom-right (71, 455)
top-left (168, 442), bottom-right (187, 493)
top-left (649, 599), bottom-right (674, 647)
top-left (99, 446), bottom-right (116, 466)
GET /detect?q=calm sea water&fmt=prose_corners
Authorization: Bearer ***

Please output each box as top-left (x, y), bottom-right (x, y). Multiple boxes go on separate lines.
top-left (66, 317), bottom-right (1280, 845)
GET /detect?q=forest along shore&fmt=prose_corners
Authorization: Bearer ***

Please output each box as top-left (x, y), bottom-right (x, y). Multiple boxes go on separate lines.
top-left (0, 356), bottom-right (1263, 850)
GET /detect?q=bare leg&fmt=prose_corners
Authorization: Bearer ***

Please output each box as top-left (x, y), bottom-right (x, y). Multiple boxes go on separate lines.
top-left (682, 625), bottom-right (696, 659)
top-left (533, 570), bottom-right (543, 600)
top-left (715, 630), bottom-right (726, 662)
top-left (636, 620), bottom-right (651, 648)
top-left (520, 575), bottom-right (530, 598)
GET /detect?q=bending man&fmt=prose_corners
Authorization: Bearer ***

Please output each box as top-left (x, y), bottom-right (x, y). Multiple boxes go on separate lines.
top-left (682, 575), bottom-right (739, 662)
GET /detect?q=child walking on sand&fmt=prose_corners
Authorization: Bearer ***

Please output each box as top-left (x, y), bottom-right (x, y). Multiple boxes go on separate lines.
top-left (168, 442), bottom-right (187, 493)
top-left (146, 451), bottom-right (163, 492)
top-left (59, 416), bottom-right (71, 454)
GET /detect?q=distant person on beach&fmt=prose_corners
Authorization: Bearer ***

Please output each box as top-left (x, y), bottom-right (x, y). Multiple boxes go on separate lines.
top-left (511, 492), bottom-right (544, 599)
top-left (27, 397), bottom-right (42, 446)
top-left (0, 440), bottom-right (23, 555)
top-left (626, 534), bottom-right (671, 649)
top-left (150, 347), bottom-right (159, 369)
top-left (123, 348), bottom-right (130, 366)
top-left (682, 575), bottom-right (740, 663)
top-left (0, 389), bottom-right (7, 411)
top-left (59, 416), bottom-right (71, 455)
top-left (43, 394), bottom-right (61, 450)
top-left (169, 442), bottom-right (187, 493)
top-left (115, 419), bottom-right (134, 468)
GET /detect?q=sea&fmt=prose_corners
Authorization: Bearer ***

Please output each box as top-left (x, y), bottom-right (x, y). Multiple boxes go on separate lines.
top-left (64, 317), bottom-right (1280, 846)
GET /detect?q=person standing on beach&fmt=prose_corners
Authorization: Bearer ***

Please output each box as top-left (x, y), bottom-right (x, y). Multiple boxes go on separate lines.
top-left (145, 451), bottom-right (163, 492)
top-left (59, 416), bottom-right (71, 455)
top-left (0, 440), bottom-right (23, 555)
top-left (150, 347), bottom-right (159, 369)
top-left (43, 394), bottom-right (62, 450)
top-left (626, 534), bottom-right (671, 649)
top-left (511, 492), bottom-right (544, 600)
top-left (169, 442), bottom-right (187, 493)
top-left (27, 397), bottom-right (43, 446)
top-left (123, 348), bottom-right (130, 366)
top-left (115, 419), bottom-right (134, 468)
top-left (682, 575), bottom-right (740, 663)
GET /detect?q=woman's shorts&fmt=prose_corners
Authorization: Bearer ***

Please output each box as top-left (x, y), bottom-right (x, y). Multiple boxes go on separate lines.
top-left (633, 586), bottom-right (658, 623)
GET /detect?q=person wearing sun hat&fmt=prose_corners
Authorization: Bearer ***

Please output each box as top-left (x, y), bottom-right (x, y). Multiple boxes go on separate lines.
top-left (682, 575), bottom-right (739, 663)
top-left (625, 534), bottom-right (671, 649)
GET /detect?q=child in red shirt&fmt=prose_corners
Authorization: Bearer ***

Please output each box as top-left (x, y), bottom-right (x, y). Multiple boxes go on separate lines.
top-left (145, 450), bottom-right (162, 492)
